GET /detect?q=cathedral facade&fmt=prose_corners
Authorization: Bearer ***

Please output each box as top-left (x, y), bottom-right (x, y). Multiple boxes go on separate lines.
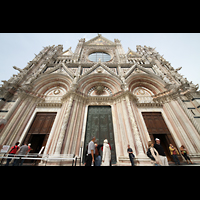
top-left (1, 34), bottom-right (200, 165)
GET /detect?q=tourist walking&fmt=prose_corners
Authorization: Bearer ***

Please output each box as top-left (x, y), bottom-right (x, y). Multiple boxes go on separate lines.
top-left (5, 142), bottom-right (20, 166)
top-left (127, 144), bottom-right (135, 166)
top-left (86, 137), bottom-right (96, 166)
top-left (147, 141), bottom-right (162, 166)
top-left (169, 144), bottom-right (180, 165)
top-left (12, 143), bottom-right (29, 166)
top-left (180, 145), bottom-right (193, 164)
top-left (20, 143), bottom-right (33, 166)
top-left (154, 138), bottom-right (169, 166)
top-left (102, 139), bottom-right (111, 166)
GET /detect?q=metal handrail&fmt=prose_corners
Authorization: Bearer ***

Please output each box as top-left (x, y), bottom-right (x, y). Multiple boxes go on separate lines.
top-left (0, 153), bottom-right (78, 166)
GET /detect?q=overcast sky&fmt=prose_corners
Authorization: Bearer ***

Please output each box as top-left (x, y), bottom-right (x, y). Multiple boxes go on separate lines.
top-left (0, 33), bottom-right (199, 88)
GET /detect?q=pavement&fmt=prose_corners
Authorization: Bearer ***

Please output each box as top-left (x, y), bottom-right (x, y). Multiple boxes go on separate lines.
top-left (168, 161), bottom-right (200, 166)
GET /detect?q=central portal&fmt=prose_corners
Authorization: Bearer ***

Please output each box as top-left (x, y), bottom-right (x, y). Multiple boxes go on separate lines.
top-left (83, 106), bottom-right (116, 164)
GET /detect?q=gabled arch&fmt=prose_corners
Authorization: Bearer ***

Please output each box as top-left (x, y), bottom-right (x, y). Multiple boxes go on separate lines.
top-left (43, 62), bottom-right (75, 78)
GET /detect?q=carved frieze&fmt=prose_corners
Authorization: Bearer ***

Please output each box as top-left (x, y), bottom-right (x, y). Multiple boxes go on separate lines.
top-left (37, 102), bottom-right (62, 108)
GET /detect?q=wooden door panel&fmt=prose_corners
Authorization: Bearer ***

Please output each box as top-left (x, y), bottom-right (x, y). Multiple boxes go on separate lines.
top-left (23, 112), bottom-right (56, 152)
top-left (142, 112), bottom-right (170, 134)
top-left (28, 112), bottom-right (56, 134)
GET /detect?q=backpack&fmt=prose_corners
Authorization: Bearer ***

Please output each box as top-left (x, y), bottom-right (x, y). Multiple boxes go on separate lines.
top-left (10, 145), bottom-right (19, 154)
top-left (147, 148), bottom-right (156, 161)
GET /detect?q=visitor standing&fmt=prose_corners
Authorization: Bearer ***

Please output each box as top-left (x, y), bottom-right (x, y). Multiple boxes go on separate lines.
top-left (127, 144), bottom-right (135, 166)
top-left (13, 143), bottom-right (29, 166)
top-left (86, 137), bottom-right (96, 166)
top-left (169, 144), bottom-right (180, 165)
top-left (102, 139), bottom-right (111, 166)
top-left (180, 145), bottom-right (193, 164)
top-left (5, 142), bottom-right (20, 166)
top-left (154, 138), bottom-right (169, 166)
top-left (147, 141), bottom-right (162, 166)
top-left (95, 142), bottom-right (103, 166)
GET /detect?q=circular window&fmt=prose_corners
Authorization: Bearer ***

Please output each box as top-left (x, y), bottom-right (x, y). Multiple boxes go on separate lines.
top-left (88, 52), bottom-right (111, 62)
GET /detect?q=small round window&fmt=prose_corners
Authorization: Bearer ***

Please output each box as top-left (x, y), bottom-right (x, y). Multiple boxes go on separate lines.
top-left (88, 52), bottom-right (111, 62)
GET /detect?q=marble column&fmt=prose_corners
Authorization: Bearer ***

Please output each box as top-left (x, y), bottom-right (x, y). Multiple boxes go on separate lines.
top-left (54, 95), bottom-right (74, 155)
top-left (125, 95), bottom-right (145, 156)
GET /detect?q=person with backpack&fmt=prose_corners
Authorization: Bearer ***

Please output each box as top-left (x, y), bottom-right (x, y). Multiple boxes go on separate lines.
top-left (5, 142), bottom-right (20, 166)
top-left (147, 141), bottom-right (162, 166)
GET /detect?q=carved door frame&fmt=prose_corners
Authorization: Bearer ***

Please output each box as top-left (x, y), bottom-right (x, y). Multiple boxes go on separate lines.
top-left (82, 105), bottom-right (117, 164)
top-left (142, 112), bottom-right (182, 161)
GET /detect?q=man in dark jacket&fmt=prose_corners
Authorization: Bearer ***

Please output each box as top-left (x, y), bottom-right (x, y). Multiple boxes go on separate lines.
top-left (127, 144), bottom-right (135, 166)
top-left (154, 138), bottom-right (169, 166)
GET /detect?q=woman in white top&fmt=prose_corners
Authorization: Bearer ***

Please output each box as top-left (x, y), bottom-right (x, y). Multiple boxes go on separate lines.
top-left (101, 139), bottom-right (111, 166)
top-left (148, 141), bottom-right (162, 166)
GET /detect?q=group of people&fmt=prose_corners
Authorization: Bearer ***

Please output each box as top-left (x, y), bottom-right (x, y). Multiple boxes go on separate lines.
top-left (4, 142), bottom-right (32, 166)
top-left (84, 137), bottom-right (111, 166)
top-left (4, 137), bottom-right (193, 166)
top-left (85, 136), bottom-right (193, 166)
top-left (147, 138), bottom-right (193, 166)
top-left (127, 138), bottom-right (193, 166)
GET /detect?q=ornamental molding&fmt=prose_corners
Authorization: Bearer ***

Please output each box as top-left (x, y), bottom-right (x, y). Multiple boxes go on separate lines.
top-left (37, 102), bottom-right (62, 108)
top-left (136, 102), bottom-right (163, 107)
top-left (61, 90), bottom-right (138, 105)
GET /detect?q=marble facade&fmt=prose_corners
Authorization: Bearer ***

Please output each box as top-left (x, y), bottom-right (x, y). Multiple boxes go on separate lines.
top-left (0, 34), bottom-right (200, 165)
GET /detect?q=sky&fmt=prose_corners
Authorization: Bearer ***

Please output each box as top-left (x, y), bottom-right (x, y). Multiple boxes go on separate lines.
top-left (0, 33), bottom-right (200, 88)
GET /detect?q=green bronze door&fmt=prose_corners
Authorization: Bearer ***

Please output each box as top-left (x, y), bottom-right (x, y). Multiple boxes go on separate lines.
top-left (83, 106), bottom-right (116, 164)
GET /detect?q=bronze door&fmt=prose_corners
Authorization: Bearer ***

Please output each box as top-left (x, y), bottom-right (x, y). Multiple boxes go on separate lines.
top-left (83, 106), bottom-right (116, 164)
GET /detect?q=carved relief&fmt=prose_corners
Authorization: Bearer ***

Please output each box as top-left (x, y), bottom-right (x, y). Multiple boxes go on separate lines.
top-left (88, 85), bottom-right (112, 96)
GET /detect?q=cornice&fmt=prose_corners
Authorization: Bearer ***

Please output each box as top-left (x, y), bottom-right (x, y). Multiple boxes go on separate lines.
top-left (61, 90), bottom-right (138, 105)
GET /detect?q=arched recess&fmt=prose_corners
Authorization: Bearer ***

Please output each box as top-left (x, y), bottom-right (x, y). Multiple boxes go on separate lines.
top-left (31, 74), bottom-right (72, 96)
top-left (126, 73), bottom-right (167, 95)
top-left (77, 73), bottom-right (122, 95)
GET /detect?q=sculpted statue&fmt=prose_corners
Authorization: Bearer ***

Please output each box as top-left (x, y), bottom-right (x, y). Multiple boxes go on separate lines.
top-left (13, 66), bottom-right (23, 73)
top-left (120, 76), bottom-right (129, 91)
top-left (165, 84), bottom-right (181, 95)
top-left (175, 67), bottom-right (182, 72)
top-left (180, 77), bottom-right (189, 85)
top-left (189, 81), bottom-right (199, 92)
top-left (160, 74), bottom-right (171, 84)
